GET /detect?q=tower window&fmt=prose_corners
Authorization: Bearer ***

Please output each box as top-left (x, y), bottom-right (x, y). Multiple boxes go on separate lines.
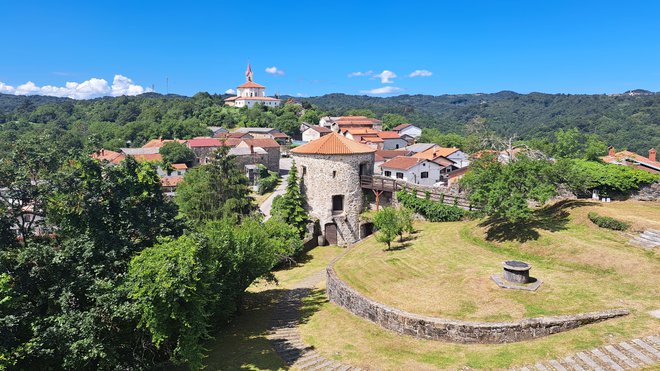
top-left (332, 170), bottom-right (337, 178)
top-left (302, 166), bottom-right (307, 176)
top-left (332, 195), bottom-right (344, 212)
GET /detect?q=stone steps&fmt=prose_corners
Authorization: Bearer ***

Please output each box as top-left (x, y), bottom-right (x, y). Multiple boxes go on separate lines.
top-left (267, 269), bottom-right (363, 371)
top-left (515, 335), bottom-right (660, 370)
top-left (629, 229), bottom-right (660, 249)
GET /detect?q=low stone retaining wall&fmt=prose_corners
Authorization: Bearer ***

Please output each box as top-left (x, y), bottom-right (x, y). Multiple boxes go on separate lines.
top-left (326, 265), bottom-right (629, 343)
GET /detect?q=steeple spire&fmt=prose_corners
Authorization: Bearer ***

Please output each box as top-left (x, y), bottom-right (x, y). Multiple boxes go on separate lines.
top-left (245, 63), bottom-right (253, 82)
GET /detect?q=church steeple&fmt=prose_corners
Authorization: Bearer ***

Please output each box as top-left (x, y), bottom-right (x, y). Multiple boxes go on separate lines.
top-left (245, 63), bottom-right (253, 82)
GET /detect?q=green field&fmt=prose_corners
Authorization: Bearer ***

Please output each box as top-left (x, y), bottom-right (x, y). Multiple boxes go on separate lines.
top-left (299, 200), bottom-right (660, 370)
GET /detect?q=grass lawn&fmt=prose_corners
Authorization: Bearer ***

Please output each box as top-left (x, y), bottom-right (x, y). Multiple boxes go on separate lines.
top-left (299, 200), bottom-right (660, 370)
top-left (203, 245), bottom-right (344, 370)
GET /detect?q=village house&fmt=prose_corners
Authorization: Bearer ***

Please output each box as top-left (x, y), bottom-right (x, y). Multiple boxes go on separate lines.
top-left (403, 142), bottom-right (441, 154)
top-left (213, 131), bottom-right (253, 140)
top-left (374, 149), bottom-right (413, 173)
top-left (376, 131), bottom-right (408, 149)
top-left (240, 138), bottom-right (281, 172)
top-left (224, 64), bottom-right (281, 108)
top-left (301, 122), bottom-right (332, 142)
top-left (207, 126), bottom-right (228, 137)
top-left (380, 156), bottom-right (457, 186)
top-left (92, 149), bottom-right (125, 164)
top-left (601, 147), bottom-right (659, 174)
top-left (392, 123), bottom-right (422, 142)
top-left (186, 137), bottom-right (223, 165)
top-left (319, 116), bottom-right (383, 132)
top-left (291, 133), bottom-right (375, 246)
top-left (142, 138), bottom-right (188, 148)
top-left (413, 146), bottom-right (470, 168)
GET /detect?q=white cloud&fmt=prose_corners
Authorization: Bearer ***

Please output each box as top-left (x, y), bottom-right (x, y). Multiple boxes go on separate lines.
top-left (374, 70), bottom-right (397, 83)
top-left (348, 70), bottom-right (373, 77)
top-left (265, 66), bottom-right (285, 76)
top-left (225, 88), bottom-right (236, 94)
top-left (360, 86), bottom-right (402, 95)
top-left (0, 74), bottom-right (151, 99)
top-left (409, 69), bottom-right (433, 77)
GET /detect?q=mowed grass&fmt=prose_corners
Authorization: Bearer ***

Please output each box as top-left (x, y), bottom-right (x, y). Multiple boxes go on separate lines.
top-left (300, 200), bottom-right (660, 370)
top-left (203, 245), bottom-right (344, 370)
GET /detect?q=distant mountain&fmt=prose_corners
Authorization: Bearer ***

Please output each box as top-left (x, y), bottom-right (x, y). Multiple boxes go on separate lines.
top-left (1, 90), bottom-right (658, 153)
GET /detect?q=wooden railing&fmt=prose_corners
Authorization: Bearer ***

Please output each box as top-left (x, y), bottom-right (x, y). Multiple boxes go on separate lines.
top-left (360, 175), bottom-right (475, 210)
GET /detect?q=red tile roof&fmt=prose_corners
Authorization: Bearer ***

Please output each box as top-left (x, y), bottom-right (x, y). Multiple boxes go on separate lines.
top-left (242, 138), bottom-right (280, 148)
top-left (381, 156), bottom-right (425, 170)
top-left (376, 131), bottom-right (402, 139)
top-left (413, 147), bottom-right (459, 159)
top-left (291, 132), bottom-right (376, 155)
top-left (161, 176), bottom-right (184, 187)
top-left (309, 125), bottom-right (332, 133)
top-left (376, 149), bottom-right (412, 159)
top-left (344, 127), bottom-right (379, 135)
top-left (172, 163), bottom-right (188, 170)
top-left (92, 149), bottom-right (125, 164)
top-left (601, 149), bottom-right (660, 173)
top-left (271, 132), bottom-right (290, 138)
top-left (187, 138), bottom-right (222, 148)
top-left (236, 81), bottom-right (266, 88)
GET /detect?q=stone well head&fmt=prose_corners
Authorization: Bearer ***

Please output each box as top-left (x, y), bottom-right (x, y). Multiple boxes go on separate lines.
top-left (502, 260), bottom-right (531, 284)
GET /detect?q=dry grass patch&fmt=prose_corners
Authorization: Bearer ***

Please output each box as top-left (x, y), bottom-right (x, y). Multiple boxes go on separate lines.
top-left (334, 200), bottom-right (659, 320)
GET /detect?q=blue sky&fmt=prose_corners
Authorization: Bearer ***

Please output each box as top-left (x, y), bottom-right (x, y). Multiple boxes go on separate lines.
top-left (1, 0), bottom-right (659, 98)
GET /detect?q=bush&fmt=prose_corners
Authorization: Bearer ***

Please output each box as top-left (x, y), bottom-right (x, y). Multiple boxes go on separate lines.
top-left (257, 171), bottom-right (280, 195)
top-left (396, 191), bottom-right (466, 222)
top-left (587, 212), bottom-right (630, 231)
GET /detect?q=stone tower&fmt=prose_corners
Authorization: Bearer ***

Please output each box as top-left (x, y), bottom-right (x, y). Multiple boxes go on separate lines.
top-left (291, 133), bottom-right (375, 246)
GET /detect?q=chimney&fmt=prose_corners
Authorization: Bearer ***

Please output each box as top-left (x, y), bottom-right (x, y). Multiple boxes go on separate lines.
top-left (608, 146), bottom-right (615, 156)
top-left (650, 148), bottom-right (657, 162)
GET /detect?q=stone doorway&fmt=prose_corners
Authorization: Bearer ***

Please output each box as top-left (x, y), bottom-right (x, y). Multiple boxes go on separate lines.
top-left (325, 223), bottom-right (338, 245)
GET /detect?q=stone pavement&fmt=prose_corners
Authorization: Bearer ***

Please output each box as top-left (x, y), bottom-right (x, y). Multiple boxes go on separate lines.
top-left (514, 335), bottom-right (660, 370)
top-left (259, 157), bottom-right (292, 220)
top-left (629, 229), bottom-right (660, 249)
top-left (267, 270), bottom-right (363, 371)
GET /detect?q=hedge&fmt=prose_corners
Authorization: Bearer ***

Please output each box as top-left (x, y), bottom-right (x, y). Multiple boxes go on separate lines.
top-left (257, 171), bottom-right (280, 195)
top-left (587, 212), bottom-right (630, 231)
top-left (396, 190), bottom-right (465, 222)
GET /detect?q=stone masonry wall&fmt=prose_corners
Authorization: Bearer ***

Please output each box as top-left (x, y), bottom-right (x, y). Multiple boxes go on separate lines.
top-left (292, 153), bottom-right (374, 246)
top-left (631, 181), bottom-right (660, 201)
top-left (326, 265), bottom-right (629, 343)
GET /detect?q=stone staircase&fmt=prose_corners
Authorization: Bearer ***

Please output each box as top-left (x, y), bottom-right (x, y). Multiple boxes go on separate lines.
top-left (267, 270), bottom-right (363, 371)
top-left (629, 229), bottom-right (660, 249)
top-left (515, 335), bottom-right (660, 370)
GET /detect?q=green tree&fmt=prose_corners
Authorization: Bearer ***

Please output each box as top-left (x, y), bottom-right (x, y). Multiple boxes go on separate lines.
top-left (373, 207), bottom-right (402, 249)
top-left (381, 113), bottom-right (408, 131)
top-left (396, 206), bottom-right (414, 241)
top-left (345, 108), bottom-right (376, 118)
top-left (271, 161), bottom-right (308, 237)
top-left (160, 141), bottom-right (196, 165)
top-left (127, 234), bottom-right (210, 369)
top-left (461, 153), bottom-right (556, 223)
top-left (176, 145), bottom-right (255, 223)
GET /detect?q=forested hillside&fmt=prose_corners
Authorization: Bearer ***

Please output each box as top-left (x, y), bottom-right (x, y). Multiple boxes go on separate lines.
top-left (0, 90), bottom-right (658, 153)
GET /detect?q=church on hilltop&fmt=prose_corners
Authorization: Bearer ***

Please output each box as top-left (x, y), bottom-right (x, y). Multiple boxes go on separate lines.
top-left (224, 64), bottom-right (281, 108)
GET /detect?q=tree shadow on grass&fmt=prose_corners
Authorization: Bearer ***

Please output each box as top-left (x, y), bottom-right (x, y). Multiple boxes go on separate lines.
top-left (204, 289), bottom-right (288, 370)
top-left (480, 200), bottom-right (596, 243)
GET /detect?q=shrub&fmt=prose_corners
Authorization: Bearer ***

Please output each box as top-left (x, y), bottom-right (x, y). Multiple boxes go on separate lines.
top-left (257, 171), bottom-right (280, 195)
top-left (396, 191), bottom-right (465, 222)
top-left (587, 212), bottom-right (630, 231)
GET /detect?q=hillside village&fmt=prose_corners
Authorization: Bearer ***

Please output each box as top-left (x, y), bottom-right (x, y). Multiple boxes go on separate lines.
top-left (2, 64), bottom-right (660, 371)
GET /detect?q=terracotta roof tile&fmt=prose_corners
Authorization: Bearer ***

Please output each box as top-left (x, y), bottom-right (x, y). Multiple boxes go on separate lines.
top-left (413, 147), bottom-right (459, 159)
top-left (142, 138), bottom-right (187, 148)
top-left (187, 138), bottom-right (222, 148)
top-left (131, 153), bottom-right (163, 162)
top-left (392, 123), bottom-right (412, 131)
top-left (92, 149), bottom-right (125, 164)
top-left (376, 131), bottom-right (402, 139)
top-left (161, 176), bottom-right (183, 187)
top-left (376, 149), bottom-right (412, 159)
top-left (291, 132), bottom-right (376, 155)
top-left (242, 138), bottom-right (280, 148)
top-left (381, 156), bottom-right (425, 170)
top-left (236, 81), bottom-right (266, 88)
top-left (172, 163), bottom-right (188, 170)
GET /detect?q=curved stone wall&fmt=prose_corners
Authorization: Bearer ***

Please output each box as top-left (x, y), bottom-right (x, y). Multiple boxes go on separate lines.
top-left (326, 265), bottom-right (629, 344)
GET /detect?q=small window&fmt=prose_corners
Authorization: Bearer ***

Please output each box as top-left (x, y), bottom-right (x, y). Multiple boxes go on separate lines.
top-left (384, 170), bottom-right (392, 177)
top-left (332, 170), bottom-right (337, 178)
top-left (332, 195), bottom-right (344, 212)
top-left (421, 171), bottom-right (429, 179)
top-left (302, 166), bottom-right (307, 176)
top-left (396, 172), bottom-right (404, 179)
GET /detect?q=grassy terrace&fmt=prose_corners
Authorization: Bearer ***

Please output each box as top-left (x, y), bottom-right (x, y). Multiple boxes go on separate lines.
top-left (300, 200), bottom-right (660, 369)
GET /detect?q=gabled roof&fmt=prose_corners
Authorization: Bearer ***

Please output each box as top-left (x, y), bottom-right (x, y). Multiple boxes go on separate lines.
top-left (602, 149), bottom-right (660, 172)
top-left (142, 138), bottom-right (187, 148)
top-left (392, 123), bottom-right (417, 131)
top-left (376, 131), bottom-right (403, 139)
top-left (131, 153), bottom-right (163, 162)
top-left (308, 125), bottom-right (332, 133)
top-left (187, 138), bottom-right (222, 148)
top-left (271, 132), bottom-right (290, 139)
top-left (241, 138), bottom-right (280, 148)
top-left (291, 132), bottom-right (376, 155)
top-left (237, 81), bottom-right (266, 89)
top-left (376, 149), bottom-right (412, 160)
top-left (161, 176), bottom-right (183, 187)
top-left (381, 156), bottom-right (429, 170)
top-left (404, 143), bottom-right (439, 153)
top-left (343, 127), bottom-right (379, 135)
top-left (92, 149), bottom-right (125, 164)
top-left (413, 146), bottom-right (460, 159)
top-left (172, 163), bottom-right (188, 170)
